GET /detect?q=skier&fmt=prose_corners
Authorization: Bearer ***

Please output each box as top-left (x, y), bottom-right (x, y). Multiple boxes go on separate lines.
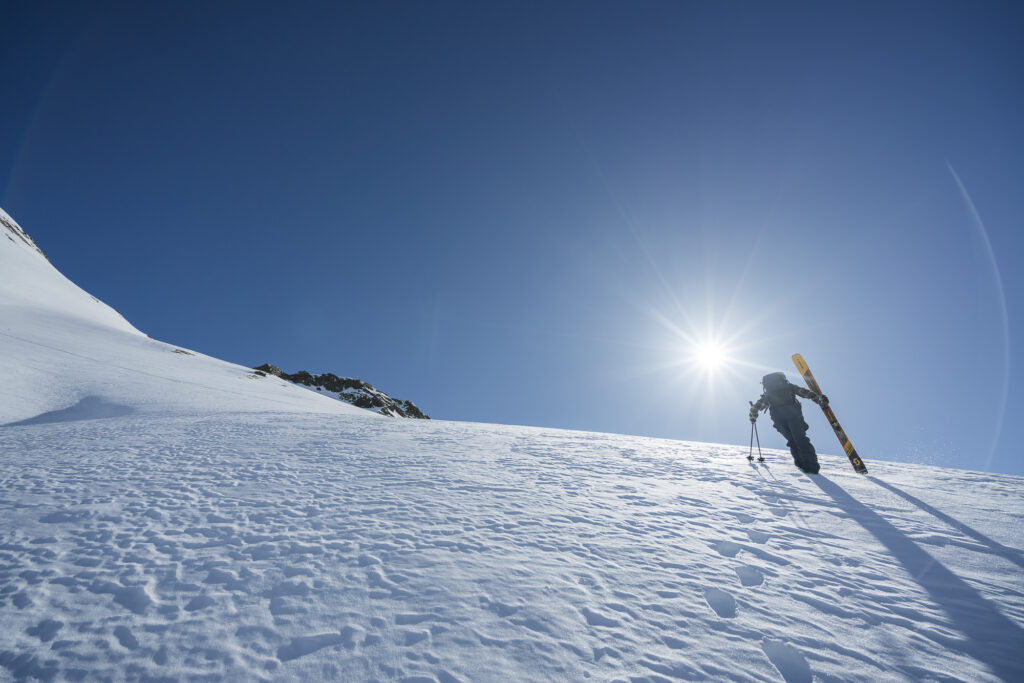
top-left (749, 372), bottom-right (829, 474)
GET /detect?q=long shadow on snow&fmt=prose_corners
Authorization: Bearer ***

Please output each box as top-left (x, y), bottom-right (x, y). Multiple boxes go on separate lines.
top-left (3, 395), bottom-right (133, 426)
top-left (868, 477), bottom-right (1024, 571)
top-left (811, 475), bottom-right (1024, 682)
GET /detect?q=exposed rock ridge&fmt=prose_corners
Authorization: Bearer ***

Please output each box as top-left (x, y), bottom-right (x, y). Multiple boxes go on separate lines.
top-left (255, 364), bottom-right (429, 419)
top-left (0, 208), bottom-right (48, 260)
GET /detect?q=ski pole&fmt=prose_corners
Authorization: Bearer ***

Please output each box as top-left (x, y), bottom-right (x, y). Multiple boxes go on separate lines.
top-left (753, 422), bottom-right (764, 462)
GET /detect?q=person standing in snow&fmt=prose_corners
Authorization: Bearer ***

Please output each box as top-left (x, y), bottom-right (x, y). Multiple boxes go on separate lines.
top-left (749, 372), bottom-right (829, 474)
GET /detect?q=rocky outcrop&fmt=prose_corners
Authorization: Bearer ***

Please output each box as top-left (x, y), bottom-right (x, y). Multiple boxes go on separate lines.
top-left (255, 364), bottom-right (429, 419)
top-left (1, 209), bottom-right (48, 260)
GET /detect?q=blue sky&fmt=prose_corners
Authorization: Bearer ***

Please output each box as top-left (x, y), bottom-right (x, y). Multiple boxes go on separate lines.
top-left (3, 1), bottom-right (1022, 475)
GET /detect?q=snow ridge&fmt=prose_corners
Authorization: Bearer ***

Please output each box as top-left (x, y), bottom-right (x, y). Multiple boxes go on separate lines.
top-left (0, 208), bottom-right (367, 424)
top-left (0, 207), bottom-right (46, 260)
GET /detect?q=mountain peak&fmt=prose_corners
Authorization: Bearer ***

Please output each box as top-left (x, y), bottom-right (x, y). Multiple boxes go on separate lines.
top-left (0, 207), bottom-right (47, 260)
top-left (0, 210), bottom-right (365, 424)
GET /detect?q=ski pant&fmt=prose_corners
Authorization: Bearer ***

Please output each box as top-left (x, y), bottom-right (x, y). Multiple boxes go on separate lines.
top-left (770, 404), bottom-right (820, 474)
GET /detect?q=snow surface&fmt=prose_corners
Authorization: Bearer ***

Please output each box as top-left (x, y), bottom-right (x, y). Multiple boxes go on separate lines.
top-left (0, 208), bottom-right (367, 424)
top-left (2, 209), bottom-right (1023, 681)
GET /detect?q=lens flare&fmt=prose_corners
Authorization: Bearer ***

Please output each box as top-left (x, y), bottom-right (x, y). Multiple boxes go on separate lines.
top-left (694, 341), bottom-right (727, 371)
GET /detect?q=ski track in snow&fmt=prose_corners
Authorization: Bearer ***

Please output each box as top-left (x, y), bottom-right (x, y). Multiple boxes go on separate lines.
top-left (1, 413), bottom-right (1022, 682)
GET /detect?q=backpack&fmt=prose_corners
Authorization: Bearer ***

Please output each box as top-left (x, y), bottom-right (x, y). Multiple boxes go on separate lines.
top-left (762, 372), bottom-right (797, 407)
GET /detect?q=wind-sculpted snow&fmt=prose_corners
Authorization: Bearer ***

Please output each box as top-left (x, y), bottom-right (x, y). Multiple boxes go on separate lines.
top-left (1, 414), bottom-right (1022, 681)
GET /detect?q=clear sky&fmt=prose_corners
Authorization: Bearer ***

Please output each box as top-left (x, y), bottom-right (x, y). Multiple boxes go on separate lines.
top-left (3, 1), bottom-right (1022, 475)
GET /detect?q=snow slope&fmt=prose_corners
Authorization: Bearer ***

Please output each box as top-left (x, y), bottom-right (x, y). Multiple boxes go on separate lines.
top-left (2, 209), bottom-right (1023, 681)
top-left (0, 208), bottom-right (367, 423)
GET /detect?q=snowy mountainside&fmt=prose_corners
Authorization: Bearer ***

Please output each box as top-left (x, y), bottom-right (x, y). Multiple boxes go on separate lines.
top-left (255, 364), bottom-right (429, 418)
top-left (0, 208), bottom-right (368, 424)
top-left (1, 208), bottom-right (1023, 681)
top-left (2, 416), bottom-right (1022, 681)
top-left (1, 208), bottom-right (47, 260)
top-left (0, 207), bottom-right (137, 336)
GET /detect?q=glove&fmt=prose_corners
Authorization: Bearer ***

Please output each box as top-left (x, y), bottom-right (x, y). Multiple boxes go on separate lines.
top-left (817, 394), bottom-right (829, 408)
top-left (748, 408), bottom-right (759, 423)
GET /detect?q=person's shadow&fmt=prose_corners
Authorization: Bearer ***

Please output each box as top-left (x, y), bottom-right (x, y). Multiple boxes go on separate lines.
top-left (869, 477), bottom-right (1024, 571)
top-left (810, 476), bottom-right (1023, 681)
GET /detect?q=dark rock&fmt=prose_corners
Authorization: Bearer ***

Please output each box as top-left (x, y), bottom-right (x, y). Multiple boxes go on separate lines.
top-left (254, 364), bottom-right (285, 378)
top-left (254, 364), bottom-right (429, 419)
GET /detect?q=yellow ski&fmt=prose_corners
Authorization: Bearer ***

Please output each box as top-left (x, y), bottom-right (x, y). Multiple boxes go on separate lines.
top-left (792, 354), bottom-right (868, 474)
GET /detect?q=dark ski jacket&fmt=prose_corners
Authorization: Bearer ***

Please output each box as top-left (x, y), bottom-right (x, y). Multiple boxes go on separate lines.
top-left (749, 382), bottom-right (823, 422)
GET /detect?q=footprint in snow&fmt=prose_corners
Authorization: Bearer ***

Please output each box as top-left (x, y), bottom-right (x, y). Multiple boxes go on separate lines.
top-left (735, 565), bottom-right (765, 587)
top-left (761, 638), bottom-right (812, 683)
top-left (703, 587), bottom-right (736, 618)
top-left (401, 629), bottom-right (430, 646)
top-left (746, 529), bottom-right (771, 544)
top-left (712, 540), bottom-right (743, 558)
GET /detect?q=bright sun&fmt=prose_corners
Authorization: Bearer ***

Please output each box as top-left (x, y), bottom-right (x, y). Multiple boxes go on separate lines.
top-left (694, 341), bottom-right (727, 370)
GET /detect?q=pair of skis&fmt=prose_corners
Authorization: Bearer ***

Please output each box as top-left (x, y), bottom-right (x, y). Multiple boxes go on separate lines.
top-left (791, 354), bottom-right (868, 474)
